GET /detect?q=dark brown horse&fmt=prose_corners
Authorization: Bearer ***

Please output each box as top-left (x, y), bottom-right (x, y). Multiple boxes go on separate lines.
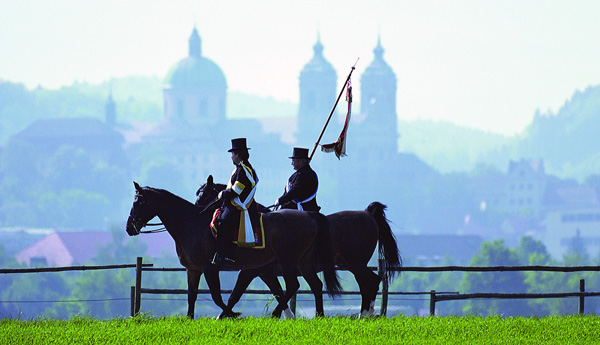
top-left (196, 175), bottom-right (402, 317)
top-left (126, 182), bottom-right (341, 318)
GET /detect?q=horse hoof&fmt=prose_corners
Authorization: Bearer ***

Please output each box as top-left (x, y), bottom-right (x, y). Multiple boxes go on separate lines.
top-left (271, 308), bottom-right (283, 319)
top-left (359, 310), bottom-right (377, 319)
top-left (283, 307), bottom-right (295, 319)
top-left (217, 310), bottom-right (242, 319)
top-left (369, 300), bottom-right (376, 314)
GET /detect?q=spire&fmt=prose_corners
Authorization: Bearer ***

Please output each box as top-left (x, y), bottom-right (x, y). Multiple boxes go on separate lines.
top-left (189, 27), bottom-right (202, 58)
top-left (105, 89), bottom-right (116, 127)
top-left (313, 31), bottom-right (324, 58)
top-left (373, 35), bottom-right (384, 61)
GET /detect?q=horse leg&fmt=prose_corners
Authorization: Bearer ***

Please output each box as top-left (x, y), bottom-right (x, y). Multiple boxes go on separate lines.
top-left (367, 270), bottom-right (382, 315)
top-left (350, 267), bottom-right (381, 318)
top-left (186, 269), bottom-right (202, 319)
top-left (203, 268), bottom-right (233, 317)
top-left (218, 269), bottom-right (261, 319)
top-left (299, 268), bottom-right (324, 317)
top-left (277, 266), bottom-right (301, 319)
top-left (257, 270), bottom-right (290, 318)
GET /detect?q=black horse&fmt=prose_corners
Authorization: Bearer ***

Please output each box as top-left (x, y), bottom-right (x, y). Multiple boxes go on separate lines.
top-left (126, 182), bottom-right (341, 318)
top-left (196, 175), bottom-right (402, 317)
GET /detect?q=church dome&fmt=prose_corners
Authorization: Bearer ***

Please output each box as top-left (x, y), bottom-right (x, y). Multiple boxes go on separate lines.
top-left (164, 27), bottom-right (227, 89)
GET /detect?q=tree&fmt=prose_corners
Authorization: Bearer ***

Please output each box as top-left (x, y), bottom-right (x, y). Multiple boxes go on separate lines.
top-left (1, 271), bottom-right (72, 319)
top-left (461, 240), bottom-right (531, 316)
top-left (1, 139), bottom-right (130, 228)
top-left (514, 236), bottom-right (550, 265)
top-left (391, 256), bottom-right (464, 316)
top-left (583, 174), bottom-right (600, 197)
top-left (564, 229), bottom-right (589, 264)
top-left (65, 226), bottom-right (146, 319)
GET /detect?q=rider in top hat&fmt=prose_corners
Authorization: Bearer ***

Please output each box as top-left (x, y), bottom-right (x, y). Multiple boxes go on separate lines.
top-left (274, 147), bottom-right (320, 212)
top-left (213, 138), bottom-right (259, 265)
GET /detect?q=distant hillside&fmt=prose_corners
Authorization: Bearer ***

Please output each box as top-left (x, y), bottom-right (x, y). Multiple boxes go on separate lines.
top-left (0, 77), bottom-right (295, 145)
top-left (399, 85), bottom-right (600, 181)
top-left (516, 85), bottom-right (600, 180)
top-left (397, 119), bottom-right (512, 174)
top-left (4, 76), bottom-right (600, 181)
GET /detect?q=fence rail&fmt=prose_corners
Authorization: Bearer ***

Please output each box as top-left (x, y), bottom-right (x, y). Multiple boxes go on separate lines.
top-left (131, 256), bottom-right (600, 317)
top-left (2, 258), bottom-right (598, 318)
top-left (429, 278), bottom-right (598, 316)
top-left (395, 265), bottom-right (600, 272)
top-left (0, 263), bottom-right (153, 274)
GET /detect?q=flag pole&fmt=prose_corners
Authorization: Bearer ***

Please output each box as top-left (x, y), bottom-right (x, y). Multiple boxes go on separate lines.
top-left (309, 59), bottom-right (359, 161)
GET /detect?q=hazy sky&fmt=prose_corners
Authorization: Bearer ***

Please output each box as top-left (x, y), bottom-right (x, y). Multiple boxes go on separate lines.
top-left (2, 0), bottom-right (600, 135)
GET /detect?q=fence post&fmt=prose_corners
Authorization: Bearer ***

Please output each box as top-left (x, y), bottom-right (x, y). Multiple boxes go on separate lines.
top-left (134, 256), bottom-right (143, 316)
top-left (429, 290), bottom-right (436, 316)
top-left (579, 279), bottom-right (585, 315)
top-left (130, 286), bottom-right (135, 317)
top-left (379, 257), bottom-right (388, 316)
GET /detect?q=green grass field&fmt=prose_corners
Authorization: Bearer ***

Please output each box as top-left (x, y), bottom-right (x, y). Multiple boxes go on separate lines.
top-left (2, 315), bottom-right (599, 344)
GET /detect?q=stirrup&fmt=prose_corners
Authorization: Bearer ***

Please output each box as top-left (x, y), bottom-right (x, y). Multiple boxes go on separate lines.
top-left (211, 253), bottom-right (235, 265)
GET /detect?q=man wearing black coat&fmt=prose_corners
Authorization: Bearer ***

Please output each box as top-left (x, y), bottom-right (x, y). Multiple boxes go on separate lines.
top-left (275, 147), bottom-right (320, 212)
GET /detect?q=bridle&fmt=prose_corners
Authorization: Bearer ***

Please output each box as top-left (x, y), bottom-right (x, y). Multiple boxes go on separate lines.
top-left (195, 183), bottom-right (221, 209)
top-left (129, 190), bottom-right (221, 235)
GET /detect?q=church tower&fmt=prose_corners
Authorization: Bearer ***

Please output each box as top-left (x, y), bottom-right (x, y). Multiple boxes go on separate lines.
top-left (163, 27), bottom-right (227, 126)
top-left (297, 34), bottom-right (337, 147)
top-left (358, 36), bottom-right (398, 158)
top-left (331, 36), bottom-right (399, 210)
top-left (105, 91), bottom-right (116, 127)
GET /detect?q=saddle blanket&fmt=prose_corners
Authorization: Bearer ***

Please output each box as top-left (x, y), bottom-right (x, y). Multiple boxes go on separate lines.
top-left (210, 209), bottom-right (266, 249)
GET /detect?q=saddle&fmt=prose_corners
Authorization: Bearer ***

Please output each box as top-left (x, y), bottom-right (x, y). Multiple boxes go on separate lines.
top-left (210, 209), bottom-right (266, 249)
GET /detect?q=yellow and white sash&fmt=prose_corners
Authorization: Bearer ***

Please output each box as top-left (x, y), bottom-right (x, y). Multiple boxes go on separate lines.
top-left (228, 163), bottom-right (257, 245)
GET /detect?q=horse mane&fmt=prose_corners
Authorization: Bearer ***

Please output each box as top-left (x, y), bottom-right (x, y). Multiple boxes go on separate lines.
top-left (145, 186), bottom-right (196, 208)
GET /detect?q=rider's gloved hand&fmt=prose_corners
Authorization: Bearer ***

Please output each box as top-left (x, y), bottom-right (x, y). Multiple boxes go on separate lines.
top-left (218, 189), bottom-right (236, 200)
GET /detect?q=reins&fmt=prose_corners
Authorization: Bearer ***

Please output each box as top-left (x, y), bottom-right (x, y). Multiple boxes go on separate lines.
top-left (139, 197), bottom-right (221, 234)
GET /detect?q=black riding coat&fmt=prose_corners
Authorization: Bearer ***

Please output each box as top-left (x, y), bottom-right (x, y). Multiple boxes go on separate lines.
top-left (216, 161), bottom-right (260, 245)
top-left (278, 164), bottom-right (320, 212)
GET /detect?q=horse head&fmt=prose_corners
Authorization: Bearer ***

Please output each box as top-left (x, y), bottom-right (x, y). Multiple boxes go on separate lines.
top-left (126, 181), bottom-right (160, 236)
top-left (195, 175), bottom-right (226, 209)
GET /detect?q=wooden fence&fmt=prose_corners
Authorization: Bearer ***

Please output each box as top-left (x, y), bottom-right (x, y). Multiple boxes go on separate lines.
top-left (0, 263), bottom-right (153, 274)
top-left (131, 256), bottom-right (600, 317)
top-left (0, 262), bottom-right (153, 314)
top-left (3, 259), bottom-right (598, 317)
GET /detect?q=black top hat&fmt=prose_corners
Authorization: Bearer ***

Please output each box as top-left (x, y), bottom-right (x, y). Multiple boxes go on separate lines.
top-left (228, 138), bottom-right (250, 152)
top-left (289, 147), bottom-right (310, 160)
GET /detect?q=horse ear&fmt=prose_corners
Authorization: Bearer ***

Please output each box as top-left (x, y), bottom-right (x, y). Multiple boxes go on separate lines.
top-left (133, 181), bottom-right (143, 193)
top-left (207, 175), bottom-right (213, 185)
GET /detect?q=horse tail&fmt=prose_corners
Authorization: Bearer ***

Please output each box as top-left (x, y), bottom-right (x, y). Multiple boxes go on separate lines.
top-left (312, 212), bottom-right (343, 298)
top-left (366, 202), bottom-right (402, 282)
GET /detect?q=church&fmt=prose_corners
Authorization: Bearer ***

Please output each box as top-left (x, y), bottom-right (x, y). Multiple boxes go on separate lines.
top-left (296, 33), bottom-right (436, 217)
top-left (126, 27), bottom-right (435, 220)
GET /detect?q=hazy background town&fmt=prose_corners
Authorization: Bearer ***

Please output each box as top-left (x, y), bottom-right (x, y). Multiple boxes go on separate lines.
top-left (2, 0), bottom-right (600, 319)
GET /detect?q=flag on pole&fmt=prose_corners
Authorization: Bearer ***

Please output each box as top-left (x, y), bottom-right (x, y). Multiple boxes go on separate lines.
top-left (321, 79), bottom-right (352, 159)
